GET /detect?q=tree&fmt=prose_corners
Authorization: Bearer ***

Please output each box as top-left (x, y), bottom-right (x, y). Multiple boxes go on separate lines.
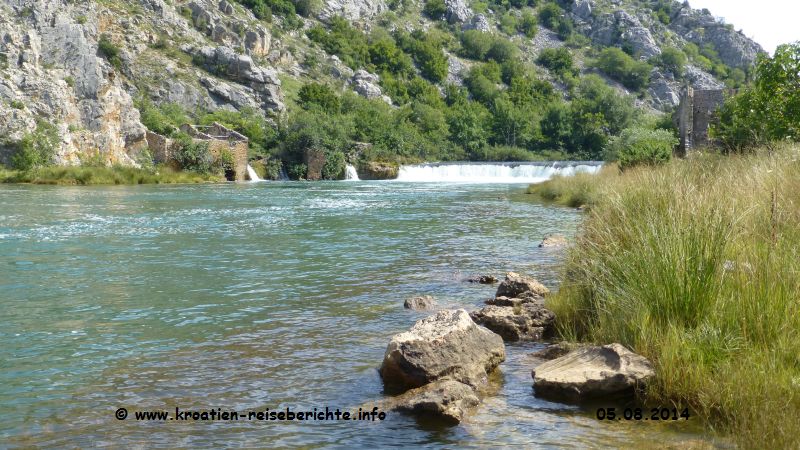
top-left (715, 43), bottom-right (800, 150)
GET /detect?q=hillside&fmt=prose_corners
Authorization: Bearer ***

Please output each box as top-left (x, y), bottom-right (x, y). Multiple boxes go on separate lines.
top-left (0, 0), bottom-right (764, 179)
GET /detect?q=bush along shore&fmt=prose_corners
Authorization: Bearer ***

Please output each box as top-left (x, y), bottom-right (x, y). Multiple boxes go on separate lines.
top-left (529, 144), bottom-right (800, 448)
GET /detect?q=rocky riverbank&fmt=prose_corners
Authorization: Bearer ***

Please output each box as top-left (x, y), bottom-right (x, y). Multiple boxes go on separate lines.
top-left (378, 270), bottom-right (655, 424)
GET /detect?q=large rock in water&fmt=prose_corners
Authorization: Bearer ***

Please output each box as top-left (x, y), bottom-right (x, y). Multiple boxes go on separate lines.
top-left (532, 343), bottom-right (655, 402)
top-left (495, 272), bottom-right (550, 299)
top-left (404, 295), bottom-right (436, 310)
top-left (470, 303), bottom-right (555, 342)
top-left (380, 309), bottom-right (505, 391)
top-left (389, 380), bottom-right (479, 424)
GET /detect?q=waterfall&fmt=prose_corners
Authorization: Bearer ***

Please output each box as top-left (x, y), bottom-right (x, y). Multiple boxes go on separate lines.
top-left (279, 167), bottom-right (289, 181)
top-left (345, 164), bottom-right (360, 181)
top-left (246, 164), bottom-right (263, 182)
top-left (395, 161), bottom-right (603, 183)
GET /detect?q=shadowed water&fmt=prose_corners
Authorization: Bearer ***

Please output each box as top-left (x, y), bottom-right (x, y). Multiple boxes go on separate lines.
top-left (0, 182), bottom-right (711, 448)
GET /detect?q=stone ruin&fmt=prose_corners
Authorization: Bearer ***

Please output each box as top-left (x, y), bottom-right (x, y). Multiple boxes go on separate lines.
top-left (145, 122), bottom-right (249, 181)
top-left (676, 87), bottom-right (736, 155)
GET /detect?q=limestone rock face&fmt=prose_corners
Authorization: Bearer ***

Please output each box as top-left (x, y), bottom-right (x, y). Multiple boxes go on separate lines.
top-left (670, 4), bottom-right (763, 69)
top-left (649, 74), bottom-right (681, 111)
top-left (191, 45), bottom-right (285, 112)
top-left (320, 0), bottom-right (387, 21)
top-left (404, 295), bottom-right (436, 310)
top-left (444, 0), bottom-right (473, 24)
top-left (532, 343), bottom-right (655, 402)
top-left (0, 3), bottom-right (146, 166)
top-left (470, 303), bottom-right (555, 342)
top-left (379, 309), bottom-right (505, 390)
top-left (495, 272), bottom-right (550, 299)
top-left (351, 70), bottom-right (391, 104)
top-left (389, 380), bottom-right (479, 424)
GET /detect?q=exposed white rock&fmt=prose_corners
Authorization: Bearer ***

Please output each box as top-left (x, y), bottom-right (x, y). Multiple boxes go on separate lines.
top-left (532, 343), bottom-right (655, 401)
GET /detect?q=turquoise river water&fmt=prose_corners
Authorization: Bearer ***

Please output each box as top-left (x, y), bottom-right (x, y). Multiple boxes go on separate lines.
top-left (0, 181), bottom-right (714, 448)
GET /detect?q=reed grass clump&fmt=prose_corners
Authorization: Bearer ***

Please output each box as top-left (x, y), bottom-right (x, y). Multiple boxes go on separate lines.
top-left (547, 145), bottom-right (800, 448)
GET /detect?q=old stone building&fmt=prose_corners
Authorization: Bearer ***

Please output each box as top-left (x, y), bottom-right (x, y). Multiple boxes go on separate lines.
top-left (145, 122), bottom-right (250, 181)
top-left (676, 87), bottom-right (735, 155)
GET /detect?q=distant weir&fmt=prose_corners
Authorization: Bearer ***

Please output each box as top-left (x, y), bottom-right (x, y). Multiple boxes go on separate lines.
top-left (394, 161), bottom-right (603, 183)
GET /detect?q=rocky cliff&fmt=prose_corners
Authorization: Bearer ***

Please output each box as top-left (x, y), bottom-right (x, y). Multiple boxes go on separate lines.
top-left (0, 0), bottom-right (764, 167)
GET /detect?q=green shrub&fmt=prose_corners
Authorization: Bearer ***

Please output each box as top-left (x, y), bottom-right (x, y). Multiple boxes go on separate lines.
top-left (498, 12), bottom-right (519, 35)
top-left (10, 100), bottom-right (24, 109)
top-left (307, 17), bottom-right (369, 69)
top-left (298, 82), bottom-right (341, 114)
top-left (322, 150), bottom-right (346, 179)
top-left (397, 31), bottom-right (448, 82)
top-left (460, 30), bottom-right (493, 60)
top-left (537, 47), bottom-right (573, 76)
top-left (655, 47), bottom-right (686, 77)
top-left (593, 47), bottom-right (652, 92)
top-left (136, 99), bottom-right (189, 137)
top-left (608, 127), bottom-right (676, 170)
top-left (487, 38), bottom-right (518, 63)
top-left (519, 10), bottom-right (538, 38)
top-left (173, 133), bottom-right (213, 173)
top-left (537, 2), bottom-right (562, 28)
top-left (98, 34), bottom-right (122, 70)
top-left (9, 120), bottom-right (60, 171)
top-left (423, 0), bottom-right (446, 19)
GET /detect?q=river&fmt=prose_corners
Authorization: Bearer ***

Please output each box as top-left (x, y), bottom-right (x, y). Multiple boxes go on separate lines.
top-left (0, 178), bottom-right (712, 447)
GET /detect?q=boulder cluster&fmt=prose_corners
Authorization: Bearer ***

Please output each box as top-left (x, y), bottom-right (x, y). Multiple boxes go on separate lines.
top-left (378, 266), bottom-right (654, 424)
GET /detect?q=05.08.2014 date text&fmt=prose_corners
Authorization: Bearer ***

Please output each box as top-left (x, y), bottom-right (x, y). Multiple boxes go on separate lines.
top-left (596, 407), bottom-right (690, 421)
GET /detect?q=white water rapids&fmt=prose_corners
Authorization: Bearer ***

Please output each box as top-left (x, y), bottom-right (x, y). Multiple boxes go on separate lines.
top-left (395, 162), bottom-right (603, 183)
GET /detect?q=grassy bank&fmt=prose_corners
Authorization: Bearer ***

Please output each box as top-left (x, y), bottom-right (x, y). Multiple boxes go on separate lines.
top-left (539, 145), bottom-right (800, 448)
top-left (0, 165), bottom-right (224, 185)
top-left (526, 164), bottom-right (618, 207)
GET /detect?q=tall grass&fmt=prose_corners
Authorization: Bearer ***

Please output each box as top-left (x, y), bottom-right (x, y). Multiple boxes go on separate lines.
top-left (0, 165), bottom-right (224, 185)
top-left (526, 165), bottom-right (618, 207)
top-left (546, 145), bottom-right (800, 448)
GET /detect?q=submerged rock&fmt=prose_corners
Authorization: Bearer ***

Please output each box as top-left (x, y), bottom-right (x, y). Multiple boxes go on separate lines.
top-left (379, 309), bottom-right (505, 391)
top-left (495, 272), bottom-right (549, 299)
top-left (539, 234), bottom-right (568, 248)
top-left (389, 379), bottom-right (479, 424)
top-left (466, 274), bottom-right (498, 284)
top-left (532, 343), bottom-right (654, 402)
top-left (470, 303), bottom-right (555, 342)
top-left (404, 295), bottom-right (436, 310)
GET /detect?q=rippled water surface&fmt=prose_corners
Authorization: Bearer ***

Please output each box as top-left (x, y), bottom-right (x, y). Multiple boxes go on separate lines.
top-left (1, 182), bottom-right (709, 448)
